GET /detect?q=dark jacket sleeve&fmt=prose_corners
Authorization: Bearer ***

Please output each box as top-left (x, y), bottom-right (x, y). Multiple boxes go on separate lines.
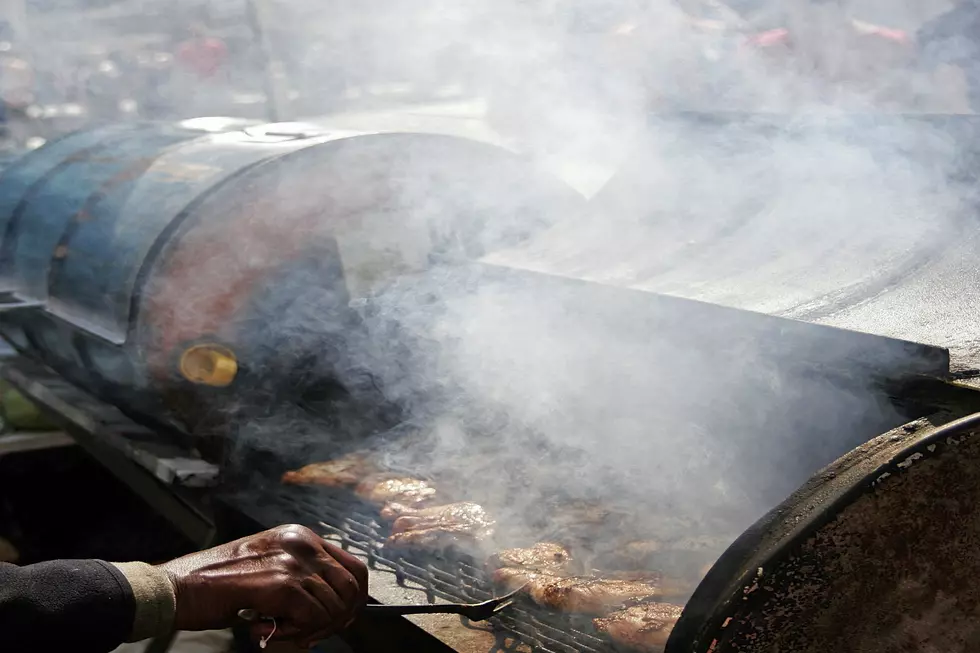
top-left (0, 559), bottom-right (135, 653)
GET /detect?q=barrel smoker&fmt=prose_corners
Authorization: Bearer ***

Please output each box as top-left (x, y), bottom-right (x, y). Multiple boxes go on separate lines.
top-left (3, 114), bottom-right (980, 653)
top-left (0, 118), bottom-right (581, 442)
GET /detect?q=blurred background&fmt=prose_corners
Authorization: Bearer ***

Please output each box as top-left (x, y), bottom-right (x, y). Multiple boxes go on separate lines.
top-left (0, 0), bottom-right (976, 169)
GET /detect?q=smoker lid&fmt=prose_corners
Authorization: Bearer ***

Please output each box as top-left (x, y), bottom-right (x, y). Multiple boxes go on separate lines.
top-left (498, 112), bottom-right (980, 371)
top-left (667, 409), bottom-right (980, 653)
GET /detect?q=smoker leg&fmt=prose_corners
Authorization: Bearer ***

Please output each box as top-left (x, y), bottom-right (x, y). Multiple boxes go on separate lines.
top-left (143, 632), bottom-right (178, 653)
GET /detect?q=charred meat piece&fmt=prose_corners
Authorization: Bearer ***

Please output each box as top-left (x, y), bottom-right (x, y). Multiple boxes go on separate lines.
top-left (593, 602), bottom-right (684, 651)
top-left (379, 501), bottom-right (419, 521)
top-left (386, 502), bottom-right (495, 551)
top-left (355, 474), bottom-right (438, 509)
top-left (528, 576), bottom-right (666, 614)
top-left (486, 542), bottom-right (576, 575)
top-left (498, 570), bottom-right (688, 615)
top-left (281, 453), bottom-right (377, 487)
top-left (492, 567), bottom-right (562, 593)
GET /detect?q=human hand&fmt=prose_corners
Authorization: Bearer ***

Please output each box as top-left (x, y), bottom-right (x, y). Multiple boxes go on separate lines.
top-left (158, 524), bottom-right (368, 647)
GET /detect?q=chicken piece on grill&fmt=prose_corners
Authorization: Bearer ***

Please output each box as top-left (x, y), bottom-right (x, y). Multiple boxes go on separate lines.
top-left (486, 542), bottom-right (576, 575)
top-left (386, 502), bottom-right (495, 552)
top-left (494, 568), bottom-right (689, 615)
top-left (593, 602), bottom-right (684, 651)
top-left (281, 453), bottom-right (377, 487)
top-left (355, 473), bottom-right (438, 510)
top-left (529, 576), bottom-right (667, 614)
top-left (492, 567), bottom-right (562, 593)
top-left (379, 501), bottom-right (418, 521)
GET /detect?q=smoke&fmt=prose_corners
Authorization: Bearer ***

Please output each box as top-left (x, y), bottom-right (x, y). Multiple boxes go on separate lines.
top-left (329, 256), bottom-right (935, 547)
top-left (179, 0), bottom-right (978, 579)
top-left (226, 110), bottom-right (963, 567)
top-left (18, 0), bottom-right (975, 582)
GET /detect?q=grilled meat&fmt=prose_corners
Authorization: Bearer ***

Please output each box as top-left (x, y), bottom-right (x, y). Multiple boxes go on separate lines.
top-left (379, 501), bottom-right (419, 521)
top-left (386, 502), bottom-right (495, 551)
top-left (528, 576), bottom-right (667, 614)
top-left (355, 473), bottom-right (438, 509)
top-left (486, 543), bottom-right (576, 575)
top-left (495, 569), bottom-right (689, 615)
top-left (281, 453), bottom-right (377, 487)
top-left (492, 567), bottom-right (561, 593)
top-left (593, 602), bottom-right (684, 651)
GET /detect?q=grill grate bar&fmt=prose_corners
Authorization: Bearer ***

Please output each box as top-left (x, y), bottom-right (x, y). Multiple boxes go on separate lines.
top-left (243, 488), bottom-right (611, 653)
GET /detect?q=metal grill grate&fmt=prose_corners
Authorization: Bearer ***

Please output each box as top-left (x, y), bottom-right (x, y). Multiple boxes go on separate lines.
top-left (237, 486), bottom-right (613, 653)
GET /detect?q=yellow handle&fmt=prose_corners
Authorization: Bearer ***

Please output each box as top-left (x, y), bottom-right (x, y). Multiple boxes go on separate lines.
top-left (179, 344), bottom-right (238, 387)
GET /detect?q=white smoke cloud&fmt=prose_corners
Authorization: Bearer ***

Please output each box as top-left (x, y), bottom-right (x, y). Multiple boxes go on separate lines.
top-left (19, 0), bottom-right (975, 586)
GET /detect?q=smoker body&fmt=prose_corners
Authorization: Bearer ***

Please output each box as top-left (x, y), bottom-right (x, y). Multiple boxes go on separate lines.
top-left (0, 120), bottom-right (581, 433)
top-left (4, 115), bottom-right (980, 653)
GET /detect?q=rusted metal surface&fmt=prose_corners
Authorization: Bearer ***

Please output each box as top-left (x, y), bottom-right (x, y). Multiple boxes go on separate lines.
top-left (137, 133), bottom-right (581, 381)
top-left (672, 411), bottom-right (980, 653)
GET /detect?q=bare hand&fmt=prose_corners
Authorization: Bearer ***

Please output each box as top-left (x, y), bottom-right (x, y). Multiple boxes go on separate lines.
top-left (158, 524), bottom-right (368, 647)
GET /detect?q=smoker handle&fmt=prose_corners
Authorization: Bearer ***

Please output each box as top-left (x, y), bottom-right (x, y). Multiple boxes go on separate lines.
top-left (242, 603), bottom-right (471, 620)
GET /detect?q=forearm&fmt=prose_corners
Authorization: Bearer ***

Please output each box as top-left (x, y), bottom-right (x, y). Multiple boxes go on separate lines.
top-left (0, 524), bottom-right (370, 651)
top-left (0, 559), bottom-right (176, 652)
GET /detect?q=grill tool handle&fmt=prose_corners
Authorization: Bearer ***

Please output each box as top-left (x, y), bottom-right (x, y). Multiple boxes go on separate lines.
top-left (364, 603), bottom-right (472, 617)
top-left (361, 584), bottom-right (525, 622)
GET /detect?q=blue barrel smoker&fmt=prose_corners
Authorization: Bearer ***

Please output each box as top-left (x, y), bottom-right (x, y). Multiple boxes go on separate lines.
top-left (0, 119), bottom-right (582, 434)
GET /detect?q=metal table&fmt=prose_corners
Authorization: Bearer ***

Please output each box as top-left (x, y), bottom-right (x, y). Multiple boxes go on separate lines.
top-left (0, 430), bottom-right (74, 456)
top-left (0, 357), bottom-right (217, 548)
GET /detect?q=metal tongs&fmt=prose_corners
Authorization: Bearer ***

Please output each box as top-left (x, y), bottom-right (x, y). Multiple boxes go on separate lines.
top-left (238, 583), bottom-right (527, 629)
top-left (363, 583), bottom-right (528, 622)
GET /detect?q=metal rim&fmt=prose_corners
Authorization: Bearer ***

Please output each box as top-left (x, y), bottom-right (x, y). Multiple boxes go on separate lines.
top-left (668, 410), bottom-right (980, 652)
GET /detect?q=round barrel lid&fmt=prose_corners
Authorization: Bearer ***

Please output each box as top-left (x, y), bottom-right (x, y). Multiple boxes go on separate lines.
top-left (669, 410), bottom-right (980, 653)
